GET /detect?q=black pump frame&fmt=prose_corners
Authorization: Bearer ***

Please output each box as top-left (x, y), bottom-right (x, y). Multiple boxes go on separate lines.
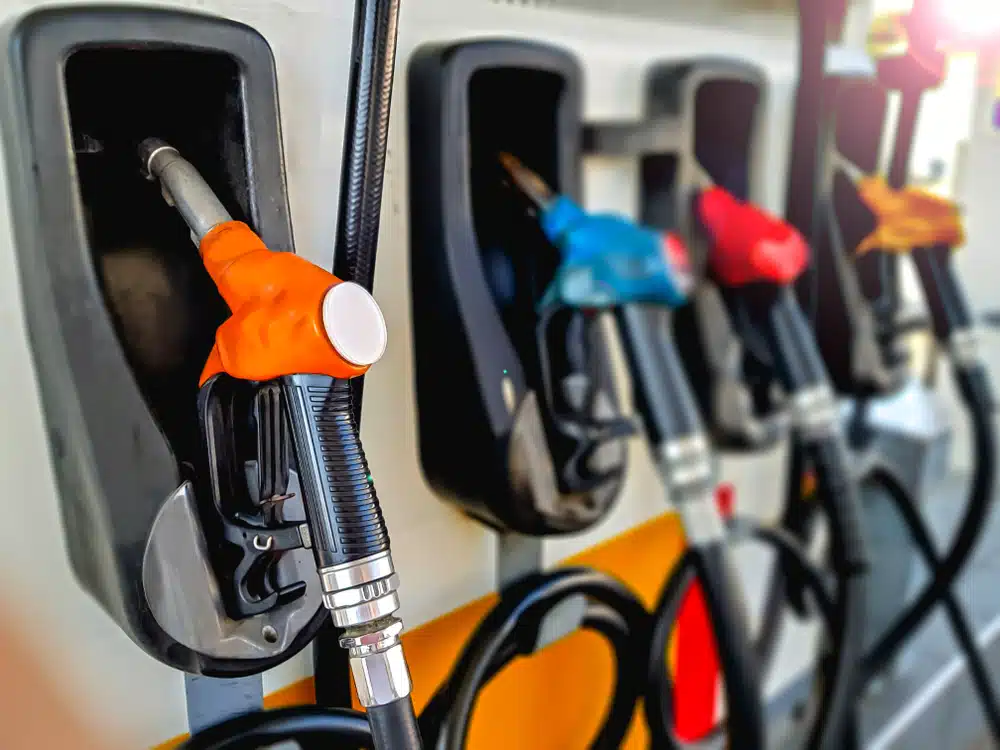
top-left (0, 6), bottom-right (329, 676)
top-left (407, 40), bottom-right (627, 535)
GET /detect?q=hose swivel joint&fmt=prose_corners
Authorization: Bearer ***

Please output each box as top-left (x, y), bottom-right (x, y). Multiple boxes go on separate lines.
top-left (658, 434), bottom-right (724, 546)
top-left (340, 617), bottom-right (412, 707)
top-left (319, 551), bottom-right (401, 627)
top-left (790, 384), bottom-right (841, 441)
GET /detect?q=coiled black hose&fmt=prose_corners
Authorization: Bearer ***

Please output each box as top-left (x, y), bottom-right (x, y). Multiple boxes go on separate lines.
top-left (419, 568), bottom-right (650, 750)
top-left (863, 365), bottom-right (997, 677)
top-left (179, 706), bottom-right (372, 749)
top-left (864, 468), bottom-right (1000, 740)
top-left (644, 522), bottom-right (835, 748)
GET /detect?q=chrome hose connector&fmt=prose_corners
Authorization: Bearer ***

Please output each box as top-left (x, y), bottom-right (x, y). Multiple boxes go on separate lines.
top-left (340, 618), bottom-right (412, 708)
top-left (319, 550), bottom-right (401, 628)
top-left (950, 328), bottom-right (980, 369)
top-left (791, 384), bottom-right (840, 441)
top-left (319, 551), bottom-right (412, 707)
top-left (658, 433), bottom-right (724, 546)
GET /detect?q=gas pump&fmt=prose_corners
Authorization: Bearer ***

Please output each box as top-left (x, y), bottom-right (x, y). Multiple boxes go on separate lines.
top-left (141, 141), bottom-right (421, 749)
top-left (782, 0), bottom-right (1000, 745)
top-left (406, 40), bottom-right (649, 750)
top-left (0, 3), bottom-right (427, 748)
top-left (494, 149), bottom-right (856, 750)
top-left (583, 55), bottom-right (867, 750)
top-left (496, 153), bottom-right (768, 750)
top-left (1, 3), bottom-right (326, 678)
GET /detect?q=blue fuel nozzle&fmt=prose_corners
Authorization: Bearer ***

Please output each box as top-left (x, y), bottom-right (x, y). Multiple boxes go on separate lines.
top-left (498, 153), bottom-right (693, 311)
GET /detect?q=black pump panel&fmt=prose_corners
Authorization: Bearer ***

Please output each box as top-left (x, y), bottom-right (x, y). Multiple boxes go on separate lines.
top-left (408, 41), bottom-right (627, 536)
top-left (0, 7), bottom-right (326, 675)
top-left (833, 82), bottom-right (897, 317)
top-left (800, 68), bottom-right (903, 396)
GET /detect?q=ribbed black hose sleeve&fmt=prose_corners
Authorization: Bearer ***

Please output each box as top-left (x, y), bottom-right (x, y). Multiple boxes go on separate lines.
top-left (863, 363), bottom-right (997, 679)
top-left (801, 435), bottom-right (868, 750)
top-left (369, 697), bottom-right (422, 750)
top-left (282, 374), bottom-right (389, 568)
top-left (691, 542), bottom-right (766, 750)
top-left (178, 707), bottom-right (372, 750)
top-left (334, 0), bottom-right (400, 290)
top-left (333, 0), bottom-right (401, 425)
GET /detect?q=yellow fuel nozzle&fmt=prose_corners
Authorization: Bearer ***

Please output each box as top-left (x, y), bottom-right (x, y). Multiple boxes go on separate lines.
top-left (856, 176), bottom-right (965, 254)
top-left (867, 12), bottom-right (910, 60)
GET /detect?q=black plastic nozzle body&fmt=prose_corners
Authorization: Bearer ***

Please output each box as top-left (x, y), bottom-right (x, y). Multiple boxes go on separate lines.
top-left (281, 374), bottom-right (389, 568)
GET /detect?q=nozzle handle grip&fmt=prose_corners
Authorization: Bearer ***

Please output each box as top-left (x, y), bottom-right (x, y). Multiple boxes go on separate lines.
top-left (615, 305), bottom-right (704, 444)
top-left (759, 287), bottom-right (831, 392)
top-left (281, 374), bottom-right (389, 569)
top-left (910, 244), bottom-right (973, 341)
top-left (752, 289), bottom-right (870, 572)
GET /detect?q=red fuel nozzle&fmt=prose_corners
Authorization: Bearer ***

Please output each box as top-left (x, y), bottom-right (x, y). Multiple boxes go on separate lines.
top-left (696, 187), bottom-right (810, 288)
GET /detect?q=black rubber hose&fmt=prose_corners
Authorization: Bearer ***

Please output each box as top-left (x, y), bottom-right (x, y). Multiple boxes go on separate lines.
top-left (420, 602), bottom-right (637, 748)
top-left (178, 707), bottom-right (372, 750)
top-left (802, 438), bottom-right (868, 750)
top-left (754, 444), bottom-right (811, 678)
top-left (317, 0), bottom-right (402, 705)
top-left (614, 305), bottom-right (765, 749)
top-left (425, 568), bottom-right (649, 750)
top-left (762, 289), bottom-right (869, 750)
top-left (862, 364), bottom-right (997, 679)
top-left (689, 542), bottom-right (766, 748)
top-left (876, 475), bottom-right (1000, 739)
top-left (645, 524), bottom-right (835, 748)
top-left (370, 698), bottom-right (423, 750)
top-left (332, 0), bottom-right (401, 426)
top-left (333, 0), bottom-right (400, 291)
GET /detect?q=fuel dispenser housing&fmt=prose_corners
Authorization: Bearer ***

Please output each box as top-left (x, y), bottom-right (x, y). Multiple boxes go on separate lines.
top-left (0, 6), bottom-right (327, 675)
top-left (586, 58), bottom-right (784, 451)
top-left (407, 40), bottom-right (628, 536)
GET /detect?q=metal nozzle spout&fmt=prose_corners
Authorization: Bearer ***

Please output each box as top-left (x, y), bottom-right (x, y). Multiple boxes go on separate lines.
top-left (138, 138), bottom-right (233, 245)
top-left (498, 152), bottom-right (556, 211)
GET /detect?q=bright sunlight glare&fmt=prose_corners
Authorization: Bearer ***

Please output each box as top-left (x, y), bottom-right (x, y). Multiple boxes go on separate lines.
top-left (939, 0), bottom-right (1000, 38)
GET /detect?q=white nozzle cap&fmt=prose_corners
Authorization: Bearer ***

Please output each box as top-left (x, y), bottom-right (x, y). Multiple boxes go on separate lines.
top-left (321, 281), bottom-right (388, 367)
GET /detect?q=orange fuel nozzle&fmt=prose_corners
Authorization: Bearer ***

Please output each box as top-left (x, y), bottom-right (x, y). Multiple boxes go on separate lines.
top-left (141, 139), bottom-right (387, 385)
top-left (856, 176), bottom-right (966, 254)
